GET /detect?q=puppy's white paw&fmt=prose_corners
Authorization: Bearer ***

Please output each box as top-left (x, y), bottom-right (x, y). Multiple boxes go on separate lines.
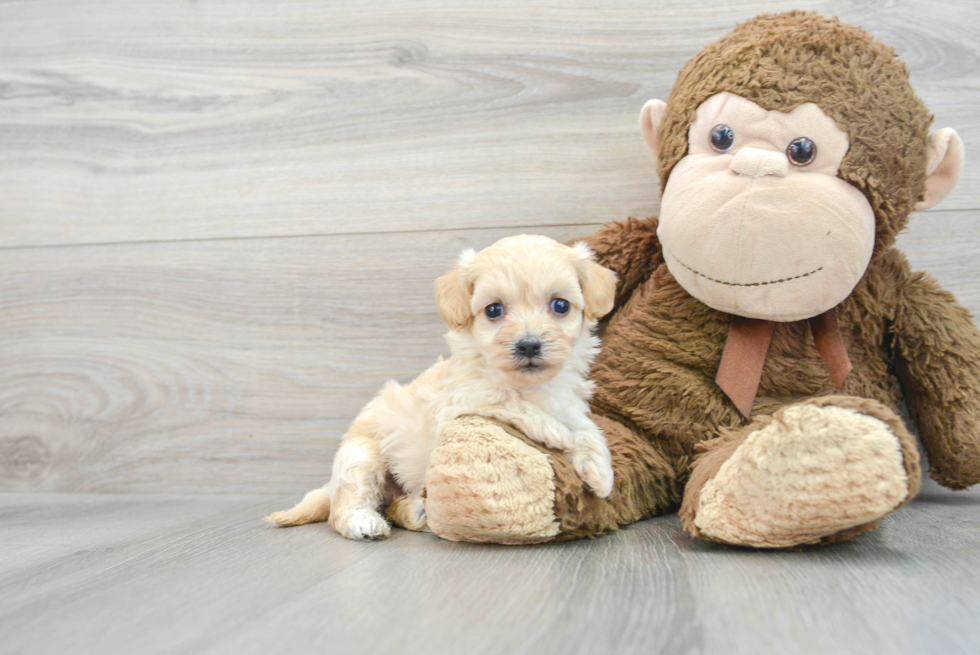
top-left (534, 421), bottom-right (575, 451)
top-left (571, 449), bottom-right (615, 498)
top-left (337, 509), bottom-right (391, 541)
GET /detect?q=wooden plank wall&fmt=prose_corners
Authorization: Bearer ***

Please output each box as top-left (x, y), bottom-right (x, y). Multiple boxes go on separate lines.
top-left (1, 0), bottom-right (978, 493)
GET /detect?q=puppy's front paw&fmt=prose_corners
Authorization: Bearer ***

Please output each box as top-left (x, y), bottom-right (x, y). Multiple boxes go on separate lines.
top-left (531, 421), bottom-right (574, 451)
top-left (571, 449), bottom-right (615, 498)
top-left (335, 509), bottom-right (391, 541)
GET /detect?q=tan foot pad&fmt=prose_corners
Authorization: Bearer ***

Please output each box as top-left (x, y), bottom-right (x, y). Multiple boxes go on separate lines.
top-left (695, 404), bottom-right (909, 548)
top-left (425, 416), bottom-right (560, 544)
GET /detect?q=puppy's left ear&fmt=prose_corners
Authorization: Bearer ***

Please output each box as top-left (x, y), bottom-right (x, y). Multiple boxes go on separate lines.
top-left (435, 250), bottom-right (476, 330)
top-left (571, 242), bottom-right (617, 321)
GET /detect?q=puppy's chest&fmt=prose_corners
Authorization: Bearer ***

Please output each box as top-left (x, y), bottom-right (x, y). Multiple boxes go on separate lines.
top-left (520, 385), bottom-right (584, 425)
top-left (520, 388), bottom-right (557, 414)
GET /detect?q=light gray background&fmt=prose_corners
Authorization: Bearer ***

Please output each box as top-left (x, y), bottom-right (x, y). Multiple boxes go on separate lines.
top-left (1, 1), bottom-right (978, 653)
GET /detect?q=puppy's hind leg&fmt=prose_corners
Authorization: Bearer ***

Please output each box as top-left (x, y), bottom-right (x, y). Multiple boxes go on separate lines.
top-left (327, 424), bottom-right (391, 540)
top-left (386, 491), bottom-right (429, 532)
top-left (267, 423), bottom-right (390, 540)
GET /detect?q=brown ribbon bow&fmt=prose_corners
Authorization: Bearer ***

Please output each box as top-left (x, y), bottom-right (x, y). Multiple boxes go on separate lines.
top-left (715, 307), bottom-right (852, 418)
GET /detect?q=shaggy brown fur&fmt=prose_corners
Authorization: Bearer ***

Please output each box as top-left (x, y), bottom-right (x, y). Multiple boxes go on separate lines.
top-left (421, 12), bottom-right (980, 547)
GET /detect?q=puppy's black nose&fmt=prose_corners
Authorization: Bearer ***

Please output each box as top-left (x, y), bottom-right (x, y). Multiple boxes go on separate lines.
top-left (515, 339), bottom-right (542, 359)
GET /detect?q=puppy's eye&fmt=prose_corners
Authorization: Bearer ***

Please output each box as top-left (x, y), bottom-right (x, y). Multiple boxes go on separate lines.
top-left (710, 124), bottom-right (734, 153)
top-left (550, 298), bottom-right (570, 315)
top-left (484, 303), bottom-right (504, 320)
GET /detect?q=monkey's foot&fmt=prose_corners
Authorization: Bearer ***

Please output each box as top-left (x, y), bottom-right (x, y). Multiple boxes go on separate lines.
top-left (425, 416), bottom-right (561, 544)
top-left (684, 397), bottom-right (921, 548)
top-left (425, 415), bottom-right (680, 544)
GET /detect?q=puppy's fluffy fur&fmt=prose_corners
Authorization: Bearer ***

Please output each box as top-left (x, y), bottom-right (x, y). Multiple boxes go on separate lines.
top-left (268, 235), bottom-right (618, 540)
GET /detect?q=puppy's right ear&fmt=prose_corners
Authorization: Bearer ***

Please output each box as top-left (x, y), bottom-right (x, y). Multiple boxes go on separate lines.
top-left (435, 250), bottom-right (475, 330)
top-left (571, 242), bottom-right (618, 321)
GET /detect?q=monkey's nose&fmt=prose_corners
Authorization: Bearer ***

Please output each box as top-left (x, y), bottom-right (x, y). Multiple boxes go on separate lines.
top-left (729, 147), bottom-right (788, 178)
top-left (514, 338), bottom-right (542, 359)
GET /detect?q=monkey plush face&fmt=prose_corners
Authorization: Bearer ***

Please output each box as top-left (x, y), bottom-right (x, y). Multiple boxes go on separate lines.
top-left (639, 12), bottom-right (964, 323)
top-left (656, 92), bottom-right (875, 321)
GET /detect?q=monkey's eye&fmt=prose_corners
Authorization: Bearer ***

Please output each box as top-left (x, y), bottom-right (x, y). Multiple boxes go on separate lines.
top-left (787, 137), bottom-right (817, 166)
top-left (485, 303), bottom-right (504, 320)
top-left (550, 298), bottom-right (570, 315)
top-left (710, 124), bottom-right (734, 152)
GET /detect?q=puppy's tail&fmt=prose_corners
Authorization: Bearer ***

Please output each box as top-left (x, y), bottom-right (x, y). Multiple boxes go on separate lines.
top-left (265, 485), bottom-right (331, 527)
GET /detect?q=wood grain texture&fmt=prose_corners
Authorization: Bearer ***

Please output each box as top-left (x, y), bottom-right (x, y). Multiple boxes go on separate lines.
top-left (0, 0), bottom-right (978, 248)
top-left (0, 482), bottom-right (978, 655)
top-left (0, 212), bottom-right (977, 494)
top-left (3, 3), bottom-right (979, 648)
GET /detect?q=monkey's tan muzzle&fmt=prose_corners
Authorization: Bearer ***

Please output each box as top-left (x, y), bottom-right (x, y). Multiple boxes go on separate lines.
top-left (729, 147), bottom-right (789, 178)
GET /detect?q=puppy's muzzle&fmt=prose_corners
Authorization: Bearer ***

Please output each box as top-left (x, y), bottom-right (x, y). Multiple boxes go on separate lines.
top-left (514, 338), bottom-right (543, 361)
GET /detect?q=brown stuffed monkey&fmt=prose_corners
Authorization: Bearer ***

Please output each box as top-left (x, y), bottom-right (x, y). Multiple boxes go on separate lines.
top-left (418, 11), bottom-right (980, 548)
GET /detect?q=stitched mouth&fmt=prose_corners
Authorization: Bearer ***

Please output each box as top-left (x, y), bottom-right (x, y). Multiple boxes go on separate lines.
top-left (668, 251), bottom-right (823, 287)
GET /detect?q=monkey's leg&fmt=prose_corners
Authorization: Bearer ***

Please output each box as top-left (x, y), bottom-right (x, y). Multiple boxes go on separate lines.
top-left (424, 414), bottom-right (679, 544)
top-left (680, 396), bottom-right (921, 548)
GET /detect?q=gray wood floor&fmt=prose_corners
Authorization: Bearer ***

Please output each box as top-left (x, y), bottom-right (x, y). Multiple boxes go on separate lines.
top-left (3, 0), bottom-right (980, 653)
top-left (1, 479), bottom-right (978, 655)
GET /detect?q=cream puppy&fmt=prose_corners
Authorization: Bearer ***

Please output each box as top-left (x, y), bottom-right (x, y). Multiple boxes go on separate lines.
top-left (268, 235), bottom-right (617, 540)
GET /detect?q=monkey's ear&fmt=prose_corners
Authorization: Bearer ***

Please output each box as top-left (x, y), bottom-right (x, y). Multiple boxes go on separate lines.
top-left (916, 128), bottom-right (964, 212)
top-left (571, 242), bottom-right (618, 321)
top-left (435, 250), bottom-right (475, 330)
top-left (639, 99), bottom-right (667, 161)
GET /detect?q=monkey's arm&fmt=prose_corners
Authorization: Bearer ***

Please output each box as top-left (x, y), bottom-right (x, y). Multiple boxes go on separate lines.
top-left (893, 268), bottom-right (980, 490)
top-left (575, 217), bottom-right (664, 308)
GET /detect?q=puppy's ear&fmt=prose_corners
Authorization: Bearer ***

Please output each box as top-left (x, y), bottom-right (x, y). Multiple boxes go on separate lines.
top-left (571, 242), bottom-right (617, 321)
top-left (435, 249), bottom-right (476, 330)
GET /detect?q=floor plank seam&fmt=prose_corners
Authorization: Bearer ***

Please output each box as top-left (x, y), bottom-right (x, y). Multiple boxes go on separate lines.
top-left (0, 207), bottom-right (973, 252)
